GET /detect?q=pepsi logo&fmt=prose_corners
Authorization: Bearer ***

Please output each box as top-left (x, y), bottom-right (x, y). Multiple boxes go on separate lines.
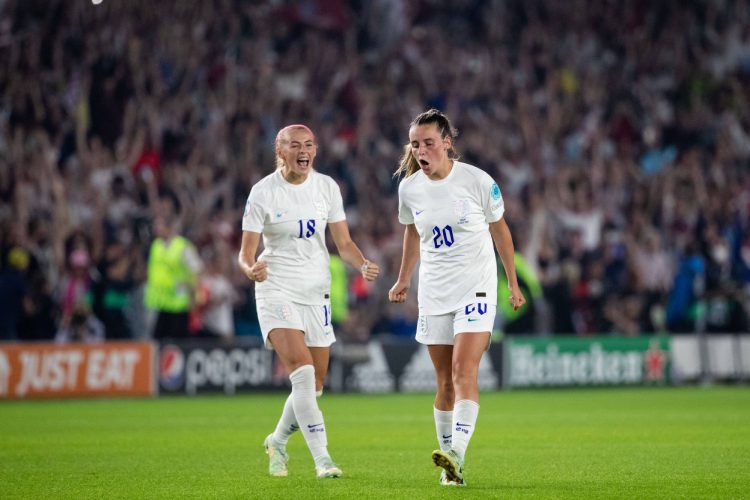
top-left (159, 345), bottom-right (185, 390)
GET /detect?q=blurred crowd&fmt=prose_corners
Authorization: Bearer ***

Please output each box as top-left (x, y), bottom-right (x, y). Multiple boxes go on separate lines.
top-left (1, 0), bottom-right (749, 343)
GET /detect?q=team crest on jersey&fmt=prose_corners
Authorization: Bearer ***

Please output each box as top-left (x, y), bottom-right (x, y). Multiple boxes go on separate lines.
top-left (453, 199), bottom-right (470, 225)
top-left (314, 200), bottom-right (328, 218)
top-left (491, 182), bottom-right (501, 201)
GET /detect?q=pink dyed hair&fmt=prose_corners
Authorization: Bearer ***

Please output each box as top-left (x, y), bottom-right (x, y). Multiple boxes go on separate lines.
top-left (275, 124), bottom-right (316, 170)
top-left (275, 124), bottom-right (316, 149)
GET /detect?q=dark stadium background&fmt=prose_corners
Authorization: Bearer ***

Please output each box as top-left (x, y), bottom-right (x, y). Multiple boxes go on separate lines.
top-left (1, 0), bottom-right (749, 346)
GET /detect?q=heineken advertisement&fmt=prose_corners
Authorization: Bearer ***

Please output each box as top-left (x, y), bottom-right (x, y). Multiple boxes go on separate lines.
top-left (505, 336), bottom-right (670, 387)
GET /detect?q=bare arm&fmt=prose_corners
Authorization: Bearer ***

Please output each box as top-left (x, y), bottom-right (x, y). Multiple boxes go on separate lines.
top-left (388, 224), bottom-right (420, 303)
top-left (328, 220), bottom-right (380, 281)
top-left (238, 231), bottom-right (267, 282)
top-left (489, 218), bottom-right (526, 311)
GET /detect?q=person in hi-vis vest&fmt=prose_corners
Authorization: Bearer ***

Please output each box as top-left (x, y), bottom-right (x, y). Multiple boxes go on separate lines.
top-left (144, 216), bottom-right (202, 339)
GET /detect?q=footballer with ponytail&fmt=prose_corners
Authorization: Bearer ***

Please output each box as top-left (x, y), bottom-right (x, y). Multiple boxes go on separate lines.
top-left (394, 108), bottom-right (460, 179)
top-left (388, 108), bottom-right (525, 487)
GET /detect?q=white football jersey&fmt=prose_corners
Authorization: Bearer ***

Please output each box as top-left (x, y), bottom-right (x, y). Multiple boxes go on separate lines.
top-left (242, 169), bottom-right (346, 305)
top-left (398, 161), bottom-right (505, 315)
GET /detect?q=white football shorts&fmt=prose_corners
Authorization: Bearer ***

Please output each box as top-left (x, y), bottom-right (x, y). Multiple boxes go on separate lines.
top-left (256, 298), bottom-right (336, 349)
top-left (416, 300), bottom-right (496, 346)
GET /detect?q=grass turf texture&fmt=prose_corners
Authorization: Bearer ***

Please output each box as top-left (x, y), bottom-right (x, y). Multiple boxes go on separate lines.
top-left (1, 387), bottom-right (748, 499)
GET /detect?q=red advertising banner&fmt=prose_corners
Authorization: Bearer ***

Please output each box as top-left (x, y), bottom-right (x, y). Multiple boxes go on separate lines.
top-left (0, 341), bottom-right (156, 399)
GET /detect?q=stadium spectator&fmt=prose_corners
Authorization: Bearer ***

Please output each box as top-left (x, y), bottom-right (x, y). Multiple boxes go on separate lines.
top-left (91, 238), bottom-right (141, 339)
top-left (144, 214), bottom-right (203, 339)
top-left (238, 124), bottom-right (380, 479)
top-left (54, 304), bottom-right (105, 344)
top-left (498, 252), bottom-right (542, 334)
top-left (388, 109), bottom-right (525, 486)
top-left (194, 247), bottom-right (238, 339)
top-left (0, 241), bottom-right (29, 340)
top-left (58, 230), bottom-right (96, 325)
top-left (0, 0), bottom-right (748, 340)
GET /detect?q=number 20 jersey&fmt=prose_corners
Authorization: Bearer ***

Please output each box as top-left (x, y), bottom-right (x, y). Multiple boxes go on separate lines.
top-left (242, 169), bottom-right (346, 305)
top-left (398, 161), bottom-right (505, 315)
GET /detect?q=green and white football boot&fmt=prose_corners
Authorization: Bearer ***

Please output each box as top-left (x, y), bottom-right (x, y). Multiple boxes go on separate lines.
top-left (263, 434), bottom-right (289, 477)
top-left (432, 449), bottom-right (464, 484)
top-left (439, 469), bottom-right (465, 486)
top-left (315, 457), bottom-right (343, 479)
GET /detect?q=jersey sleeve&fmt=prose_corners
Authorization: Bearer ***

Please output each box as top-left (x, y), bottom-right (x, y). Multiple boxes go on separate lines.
top-left (327, 178), bottom-right (346, 223)
top-left (241, 187), bottom-right (266, 232)
top-left (481, 173), bottom-right (505, 223)
top-left (397, 180), bottom-right (414, 225)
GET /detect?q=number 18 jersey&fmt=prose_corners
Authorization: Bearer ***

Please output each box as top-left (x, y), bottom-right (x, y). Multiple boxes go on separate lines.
top-left (398, 161), bottom-right (505, 315)
top-left (242, 170), bottom-right (346, 305)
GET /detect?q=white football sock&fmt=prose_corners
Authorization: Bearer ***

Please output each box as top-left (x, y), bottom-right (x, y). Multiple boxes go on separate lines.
top-left (433, 407), bottom-right (453, 452)
top-left (272, 394), bottom-right (298, 446)
top-left (452, 399), bottom-right (479, 460)
top-left (271, 388), bottom-right (324, 446)
top-left (289, 365), bottom-right (329, 466)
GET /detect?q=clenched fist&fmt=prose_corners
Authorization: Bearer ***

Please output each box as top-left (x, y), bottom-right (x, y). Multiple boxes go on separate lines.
top-left (360, 259), bottom-right (380, 281)
top-left (388, 280), bottom-right (409, 303)
top-left (246, 260), bottom-right (268, 282)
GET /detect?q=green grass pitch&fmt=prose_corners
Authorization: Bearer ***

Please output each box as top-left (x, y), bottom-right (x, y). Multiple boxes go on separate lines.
top-left (1, 387), bottom-right (749, 499)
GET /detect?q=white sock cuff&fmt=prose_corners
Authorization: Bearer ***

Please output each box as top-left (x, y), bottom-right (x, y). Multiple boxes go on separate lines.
top-left (455, 399), bottom-right (479, 409)
top-left (433, 407), bottom-right (453, 421)
top-left (289, 364), bottom-right (314, 382)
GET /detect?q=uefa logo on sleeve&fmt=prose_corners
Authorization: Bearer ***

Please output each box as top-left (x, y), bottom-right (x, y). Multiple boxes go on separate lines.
top-left (159, 344), bottom-right (185, 391)
top-left (491, 182), bottom-right (501, 200)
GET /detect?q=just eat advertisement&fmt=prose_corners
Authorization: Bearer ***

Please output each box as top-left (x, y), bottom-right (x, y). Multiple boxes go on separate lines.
top-left (0, 341), bottom-right (156, 399)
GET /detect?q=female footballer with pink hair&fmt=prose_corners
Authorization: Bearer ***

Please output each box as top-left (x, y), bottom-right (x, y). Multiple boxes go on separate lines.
top-left (239, 124), bottom-right (379, 478)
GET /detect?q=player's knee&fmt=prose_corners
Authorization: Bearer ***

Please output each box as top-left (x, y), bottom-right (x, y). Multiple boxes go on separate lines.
top-left (451, 364), bottom-right (477, 390)
top-left (286, 356), bottom-right (315, 373)
top-left (316, 389), bottom-right (323, 398)
top-left (436, 378), bottom-right (454, 397)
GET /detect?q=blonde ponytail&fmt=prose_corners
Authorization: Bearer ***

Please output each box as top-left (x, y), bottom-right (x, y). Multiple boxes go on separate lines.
top-left (394, 144), bottom-right (421, 178)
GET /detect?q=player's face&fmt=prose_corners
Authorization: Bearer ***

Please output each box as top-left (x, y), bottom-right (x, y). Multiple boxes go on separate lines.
top-left (278, 128), bottom-right (317, 178)
top-left (153, 217), bottom-right (169, 239)
top-left (409, 124), bottom-right (452, 179)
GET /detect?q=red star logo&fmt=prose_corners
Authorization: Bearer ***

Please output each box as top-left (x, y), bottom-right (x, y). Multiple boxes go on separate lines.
top-left (644, 340), bottom-right (667, 381)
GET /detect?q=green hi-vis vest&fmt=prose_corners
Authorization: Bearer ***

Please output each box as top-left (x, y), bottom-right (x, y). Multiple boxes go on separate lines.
top-left (329, 255), bottom-right (348, 324)
top-left (144, 236), bottom-right (195, 313)
top-left (498, 253), bottom-right (542, 321)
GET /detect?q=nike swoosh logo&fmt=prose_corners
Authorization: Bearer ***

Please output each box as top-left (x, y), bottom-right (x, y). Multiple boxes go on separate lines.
top-left (307, 423), bottom-right (323, 429)
top-left (415, 210), bottom-right (424, 215)
top-left (468, 318), bottom-right (479, 322)
top-left (456, 423), bottom-right (472, 428)
top-left (442, 434), bottom-right (452, 439)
